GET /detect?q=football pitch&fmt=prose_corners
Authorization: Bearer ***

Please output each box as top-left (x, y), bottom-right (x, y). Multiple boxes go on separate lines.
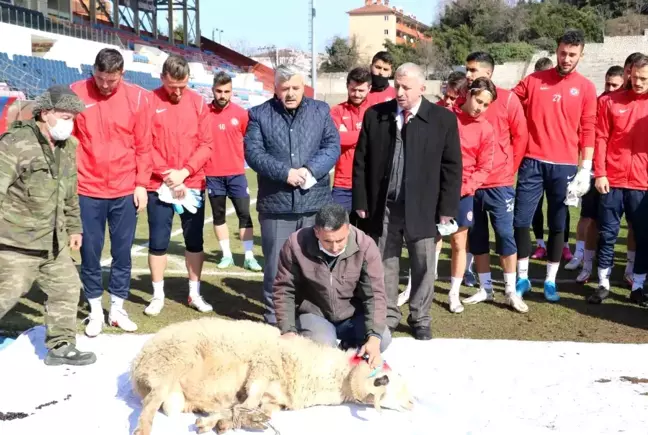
top-left (1, 169), bottom-right (647, 343)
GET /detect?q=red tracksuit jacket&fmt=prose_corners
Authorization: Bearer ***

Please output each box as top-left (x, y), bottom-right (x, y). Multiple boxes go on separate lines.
top-left (204, 101), bottom-right (249, 177)
top-left (454, 106), bottom-right (496, 197)
top-left (513, 68), bottom-right (597, 165)
top-left (594, 89), bottom-right (648, 190)
top-left (330, 98), bottom-right (370, 189)
top-left (366, 86), bottom-right (396, 106)
top-left (147, 87), bottom-right (214, 191)
top-left (481, 87), bottom-right (529, 188)
top-left (71, 79), bottom-right (152, 198)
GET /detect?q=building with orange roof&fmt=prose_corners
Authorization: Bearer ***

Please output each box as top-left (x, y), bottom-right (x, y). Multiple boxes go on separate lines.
top-left (348, 0), bottom-right (432, 63)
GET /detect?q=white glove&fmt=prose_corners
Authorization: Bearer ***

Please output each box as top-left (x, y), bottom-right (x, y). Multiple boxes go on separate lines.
top-left (565, 160), bottom-right (592, 205)
top-left (156, 184), bottom-right (203, 214)
top-left (564, 188), bottom-right (581, 207)
top-left (437, 218), bottom-right (458, 236)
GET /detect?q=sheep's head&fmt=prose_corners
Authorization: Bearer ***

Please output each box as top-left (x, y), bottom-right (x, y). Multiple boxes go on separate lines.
top-left (347, 354), bottom-right (415, 413)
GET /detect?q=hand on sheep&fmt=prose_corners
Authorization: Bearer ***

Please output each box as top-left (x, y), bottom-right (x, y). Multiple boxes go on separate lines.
top-left (281, 332), bottom-right (298, 340)
top-left (358, 336), bottom-right (382, 369)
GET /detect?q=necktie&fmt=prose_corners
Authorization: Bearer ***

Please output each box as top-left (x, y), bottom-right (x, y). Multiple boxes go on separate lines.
top-left (403, 110), bottom-right (412, 125)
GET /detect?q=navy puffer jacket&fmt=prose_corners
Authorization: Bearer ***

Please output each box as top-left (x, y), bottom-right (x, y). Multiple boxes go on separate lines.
top-left (244, 96), bottom-right (340, 214)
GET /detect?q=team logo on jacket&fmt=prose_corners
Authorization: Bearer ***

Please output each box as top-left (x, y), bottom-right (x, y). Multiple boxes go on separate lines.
top-left (467, 211), bottom-right (473, 222)
top-left (231, 118), bottom-right (239, 126)
top-left (570, 88), bottom-right (579, 96)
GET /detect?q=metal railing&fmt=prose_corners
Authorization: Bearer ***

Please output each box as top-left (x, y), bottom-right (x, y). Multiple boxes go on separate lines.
top-left (0, 57), bottom-right (42, 99)
top-left (0, 4), bottom-right (124, 49)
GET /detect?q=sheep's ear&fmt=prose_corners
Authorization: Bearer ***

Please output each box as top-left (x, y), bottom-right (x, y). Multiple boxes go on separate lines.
top-left (373, 375), bottom-right (389, 387)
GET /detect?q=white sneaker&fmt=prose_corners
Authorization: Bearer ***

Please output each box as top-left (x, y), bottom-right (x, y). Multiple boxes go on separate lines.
top-left (144, 298), bottom-right (165, 316)
top-left (576, 268), bottom-right (592, 284)
top-left (108, 308), bottom-right (138, 332)
top-left (505, 293), bottom-right (529, 313)
top-left (84, 311), bottom-right (104, 337)
top-left (188, 294), bottom-right (213, 313)
top-left (463, 289), bottom-right (494, 305)
top-left (448, 293), bottom-right (464, 313)
top-left (564, 256), bottom-right (583, 270)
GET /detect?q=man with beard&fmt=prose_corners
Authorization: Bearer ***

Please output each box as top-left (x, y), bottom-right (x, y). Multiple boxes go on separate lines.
top-left (591, 54), bottom-right (648, 307)
top-left (70, 48), bottom-right (151, 337)
top-left (143, 54), bottom-right (215, 316)
top-left (330, 67), bottom-right (372, 212)
top-left (366, 51), bottom-right (396, 105)
top-left (565, 65), bottom-right (624, 284)
top-left (512, 30), bottom-right (597, 302)
top-left (589, 53), bottom-right (643, 288)
top-left (459, 51), bottom-right (529, 313)
top-left (203, 72), bottom-right (262, 272)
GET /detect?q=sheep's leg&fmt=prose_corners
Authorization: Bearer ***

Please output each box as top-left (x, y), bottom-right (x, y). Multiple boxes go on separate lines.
top-left (239, 378), bottom-right (270, 409)
top-left (161, 386), bottom-right (186, 416)
top-left (261, 381), bottom-right (289, 412)
top-left (214, 407), bottom-right (271, 434)
top-left (133, 389), bottom-right (167, 435)
top-left (195, 409), bottom-right (232, 434)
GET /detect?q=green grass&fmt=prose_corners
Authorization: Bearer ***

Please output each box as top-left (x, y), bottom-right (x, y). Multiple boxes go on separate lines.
top-left (1, 169), bottom-right (647, 343)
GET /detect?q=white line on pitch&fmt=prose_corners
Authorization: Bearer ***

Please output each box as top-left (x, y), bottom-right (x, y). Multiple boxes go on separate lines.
top-left (434, 277), bottom-right (630, 286)
top-left (99, 198), bottom-right (258, 267)
top-left (108, 267), bottom-right (264, 277)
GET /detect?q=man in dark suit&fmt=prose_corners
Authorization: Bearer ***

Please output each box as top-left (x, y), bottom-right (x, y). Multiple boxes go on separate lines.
top-left (352, 62), bottom-right (463, 340)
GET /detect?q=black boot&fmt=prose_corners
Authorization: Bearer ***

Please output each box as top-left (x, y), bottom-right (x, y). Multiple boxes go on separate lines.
top-left (44, 342), bottom-right (97, 366)
top-left (587, 286), bottom-right (610, 304)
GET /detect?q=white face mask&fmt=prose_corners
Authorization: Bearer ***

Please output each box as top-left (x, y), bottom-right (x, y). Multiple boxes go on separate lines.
top-left (318, 240), bottom-right (346, 257)
top-left (47, 114), bottom-right (74, 141)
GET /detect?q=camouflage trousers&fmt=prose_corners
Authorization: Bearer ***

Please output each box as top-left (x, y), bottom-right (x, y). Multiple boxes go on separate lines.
top-left (0, 245), bottom-right (81, 349)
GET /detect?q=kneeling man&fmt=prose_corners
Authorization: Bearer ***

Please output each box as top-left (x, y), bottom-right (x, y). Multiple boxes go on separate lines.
top-left (273, 203), bottom-right (391, 367)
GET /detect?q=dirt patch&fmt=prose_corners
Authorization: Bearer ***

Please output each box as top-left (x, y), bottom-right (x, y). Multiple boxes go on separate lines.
top-left (0, 411), bottom-right (31, 421)
top-left (34, 400), bottom-right (57, 410)
top-left (620, 376), bottom-right (648, 384)
top-left (0, 394), bottom-right (71, 421)
top-left (595, 378), bottom-right (611, 383)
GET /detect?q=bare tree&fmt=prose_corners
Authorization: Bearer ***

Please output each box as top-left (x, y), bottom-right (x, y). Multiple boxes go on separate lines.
top-left (415, 40), bottom-right (450, 78)
top-left (229, 39), bottom-right (255, 57)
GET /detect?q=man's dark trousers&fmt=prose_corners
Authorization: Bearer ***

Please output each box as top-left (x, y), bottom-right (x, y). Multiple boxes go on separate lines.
top-left (260, 212), bottom-right (317, 324)
top-left (79, 195), bottom-right (137, 301)
top-left (375, 201), bottom-right (437, 330)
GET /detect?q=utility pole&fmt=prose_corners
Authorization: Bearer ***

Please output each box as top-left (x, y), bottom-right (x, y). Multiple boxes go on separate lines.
top-left (310, 0), bottom-right (317, 97)
top-left (212, 28), bottom-right (223, 44)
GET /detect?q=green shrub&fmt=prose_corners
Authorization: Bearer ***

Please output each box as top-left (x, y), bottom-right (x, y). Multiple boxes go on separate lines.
top-left (484, 42), bottom-right (537, 64)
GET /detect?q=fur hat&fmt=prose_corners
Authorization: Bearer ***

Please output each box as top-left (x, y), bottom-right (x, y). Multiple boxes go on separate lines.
top-left (33, 85), bottom-right (85, 117)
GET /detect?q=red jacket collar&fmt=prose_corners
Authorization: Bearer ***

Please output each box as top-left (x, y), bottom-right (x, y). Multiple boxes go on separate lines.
top-left (343, 97), bottom-right (370, 114)
top-left (452, 103), bottom-right (485, 123)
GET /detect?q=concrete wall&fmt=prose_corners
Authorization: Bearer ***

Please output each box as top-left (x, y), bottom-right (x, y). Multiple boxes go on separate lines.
top-left (493, 33), bottom-right (648, 94)
top-left (350, 14), bottom-right (395, 64)
top-left (491, 61), bottom-right (530, 90)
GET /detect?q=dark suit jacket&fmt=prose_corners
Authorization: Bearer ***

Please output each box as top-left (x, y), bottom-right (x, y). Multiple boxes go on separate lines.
top-left (351, 97), bottom-right (463, 240)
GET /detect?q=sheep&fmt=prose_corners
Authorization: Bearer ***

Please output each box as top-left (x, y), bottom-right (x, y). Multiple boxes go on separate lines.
top-left (130, 317), bottom-right (414, 435)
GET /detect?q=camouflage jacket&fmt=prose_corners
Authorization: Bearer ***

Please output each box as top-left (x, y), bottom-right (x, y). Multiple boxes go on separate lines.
top-left (0, 119), bottom-right (82, 252)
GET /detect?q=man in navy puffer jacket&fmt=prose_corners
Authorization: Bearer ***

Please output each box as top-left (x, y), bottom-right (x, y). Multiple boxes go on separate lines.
top-left (244, 65), bottom-right (340, 324)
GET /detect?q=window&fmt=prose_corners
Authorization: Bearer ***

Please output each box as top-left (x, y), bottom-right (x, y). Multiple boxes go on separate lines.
top-left (384, 15), bottom-right (389, 21)
top-left (384, 29), bottom-right (389, 35)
